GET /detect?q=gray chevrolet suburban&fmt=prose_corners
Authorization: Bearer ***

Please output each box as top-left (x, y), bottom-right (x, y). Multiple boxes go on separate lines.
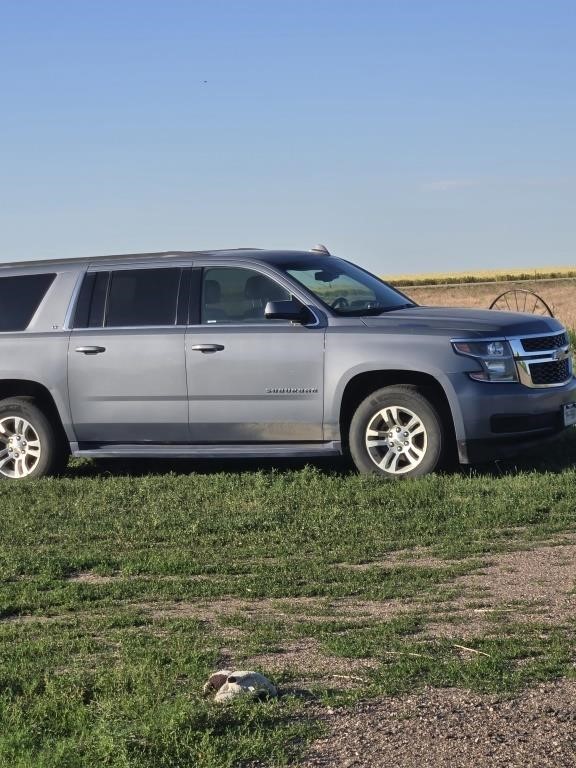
top-left (1, 246), bottom-right (575, 481)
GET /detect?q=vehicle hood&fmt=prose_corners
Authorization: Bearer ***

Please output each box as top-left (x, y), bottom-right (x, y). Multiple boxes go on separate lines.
top-left (361, 305), bottom-right (564, 337)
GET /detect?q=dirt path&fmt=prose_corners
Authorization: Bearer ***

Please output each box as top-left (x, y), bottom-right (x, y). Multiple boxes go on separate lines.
top-left (299, 680), bottom-right (576, 768)
top-left (295, 541), bottom-right (576, 767)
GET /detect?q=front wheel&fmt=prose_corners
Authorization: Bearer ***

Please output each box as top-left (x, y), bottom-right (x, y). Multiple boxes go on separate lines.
top-left (348, 386), bottom-right (444, 478)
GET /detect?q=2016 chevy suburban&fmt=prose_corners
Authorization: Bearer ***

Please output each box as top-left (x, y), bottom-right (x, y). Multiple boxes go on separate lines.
top-left (1, 246), bottom-right (575, 480)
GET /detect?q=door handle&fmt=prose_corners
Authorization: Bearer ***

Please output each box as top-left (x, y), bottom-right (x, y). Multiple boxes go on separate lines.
top-left (190, 344), bottom-right (225, 353)
top-left (75, 346), bottom-right (106, 355)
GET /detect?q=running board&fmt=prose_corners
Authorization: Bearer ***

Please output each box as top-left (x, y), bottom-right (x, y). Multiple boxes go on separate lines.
top-left (72, 441), bottom-right (342, 459)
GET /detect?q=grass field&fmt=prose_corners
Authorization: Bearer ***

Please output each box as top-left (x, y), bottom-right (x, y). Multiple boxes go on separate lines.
top-left (1, 430), bottom-right (576, 767)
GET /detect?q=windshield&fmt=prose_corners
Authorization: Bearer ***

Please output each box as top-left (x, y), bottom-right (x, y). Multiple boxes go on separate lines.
top-left (278, 257), bottom-right (414, 316)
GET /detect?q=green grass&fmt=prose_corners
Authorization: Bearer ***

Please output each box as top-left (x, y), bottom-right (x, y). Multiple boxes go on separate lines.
top-left (1, 430), bottom-right (576, 766)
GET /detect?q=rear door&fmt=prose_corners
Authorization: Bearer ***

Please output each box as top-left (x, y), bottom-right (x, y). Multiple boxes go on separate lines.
top-left (68, 265), bottom-right (190, 443)
top-left (185, 265), bottom-right (325, 442)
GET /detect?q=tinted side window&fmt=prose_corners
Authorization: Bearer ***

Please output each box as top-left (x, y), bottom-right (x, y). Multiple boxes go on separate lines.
top-left (105, 268), bottom-right (180, 327)
top-left (73, 272), bottom-right (109, 328)
top-left (201, 267), bottom-right (291, 324)
top-left (0, 273), bottom-right (56, 331)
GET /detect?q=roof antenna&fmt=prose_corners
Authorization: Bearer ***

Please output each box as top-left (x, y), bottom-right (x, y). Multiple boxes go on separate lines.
top-left (310, 244), bottom-right (331, 255)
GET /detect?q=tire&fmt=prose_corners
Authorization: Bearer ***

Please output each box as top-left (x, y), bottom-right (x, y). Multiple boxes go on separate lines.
top-left (348, 385), bottom-right (444, 478)
top-left (0, 398), bottom-right (68, 480)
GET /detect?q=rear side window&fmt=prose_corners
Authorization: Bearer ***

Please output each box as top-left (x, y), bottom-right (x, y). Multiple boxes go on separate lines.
top-left (73, 268), bottom-right (182, 328)
top-left (106, 269), bottom-right (180, 326)
top-left (72, 272), bottom-right (109, 328)
top-left (0, 273), bottom-right (56, 331)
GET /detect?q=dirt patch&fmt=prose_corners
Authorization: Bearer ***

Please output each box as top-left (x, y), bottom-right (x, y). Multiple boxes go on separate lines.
top-left (335, 549), bottom-right (465, 570)
top-left (140, 596), bottom-right (415, 626)
top-left (298, 680), bottom-right (576, 768)
top-left (335, 598), bottom-right (413, 620)
top-left (142, 597), bottom-right (330, 623)
top-left (246, 638), bottom-right (379, 685)
top-left (66, 572), bottom-right (214, 583)
top-left (300, 680), bottom-right (576, 768)
top-left (134, 541), bottom-right (576, 641)
top-left (1, 613), bottom-right (55, 624)
top-left (334, 540), bottom-right (576, 639)
top-left (140, 598), bottom-right (411, 686)
top-left (422, 543), bottom-right (576, 638)
top-left (67, 572), bottom-right (117, 584)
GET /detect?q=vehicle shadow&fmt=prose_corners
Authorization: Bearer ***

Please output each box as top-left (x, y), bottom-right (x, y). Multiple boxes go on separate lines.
top-left (63, 430), bottom-right (576, 480)
top-left (458, 428), bottom-right (576, 478)
top-left (65, 454), bottom-right (355, 479)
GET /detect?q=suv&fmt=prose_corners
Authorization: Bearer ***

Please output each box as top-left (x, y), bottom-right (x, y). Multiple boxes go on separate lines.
top-left (1, 246), bottom-right (575, 480)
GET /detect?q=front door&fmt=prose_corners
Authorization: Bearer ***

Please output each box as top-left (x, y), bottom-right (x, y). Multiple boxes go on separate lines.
top-left (185, 266), bottom-right (325, 442)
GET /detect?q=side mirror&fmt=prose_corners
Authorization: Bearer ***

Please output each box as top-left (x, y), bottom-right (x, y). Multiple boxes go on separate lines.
top-left (264, 300), bottom-right (309, 323)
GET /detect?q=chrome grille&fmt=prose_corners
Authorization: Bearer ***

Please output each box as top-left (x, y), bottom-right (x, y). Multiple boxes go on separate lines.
top-left (509, 332), bottom-right (573, 388)
top-left (521, 332), bottom-right (568, 352)
top-left (530, 358), bottom-right (571, 386)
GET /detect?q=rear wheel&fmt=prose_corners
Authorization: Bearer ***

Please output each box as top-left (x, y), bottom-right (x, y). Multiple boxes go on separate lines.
top-left (348, 385), bottom-right (444, 478)
top-left (0, 398), bottom-right (68, 480)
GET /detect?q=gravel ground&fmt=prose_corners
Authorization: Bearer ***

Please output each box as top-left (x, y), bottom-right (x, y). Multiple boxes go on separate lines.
top-left (261, 541), bottom-right (576, 767)
top-left (236, 541), bottom-right (576, 767)
top-left (299, 680), bottom-right (576, 768)
top-left (422, 540), bottom-right (576, 638)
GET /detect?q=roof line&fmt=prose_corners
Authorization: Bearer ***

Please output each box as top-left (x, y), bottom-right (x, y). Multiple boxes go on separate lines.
top-left (0, 248), bottom-right (267, 270)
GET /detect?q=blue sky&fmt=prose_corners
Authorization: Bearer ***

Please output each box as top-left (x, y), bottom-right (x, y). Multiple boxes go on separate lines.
top-left (1, 0), bottom-right (574, 273)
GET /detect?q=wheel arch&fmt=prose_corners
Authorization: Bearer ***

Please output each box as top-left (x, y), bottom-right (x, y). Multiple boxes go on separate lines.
top-left (338, 370), bottom-right (457, 456)
top-left (0, 380), bottom-right (69, 447)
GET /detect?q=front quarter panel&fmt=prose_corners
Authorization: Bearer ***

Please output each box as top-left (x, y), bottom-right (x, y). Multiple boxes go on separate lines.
top-left (324, 324), bottom-right (471, 441)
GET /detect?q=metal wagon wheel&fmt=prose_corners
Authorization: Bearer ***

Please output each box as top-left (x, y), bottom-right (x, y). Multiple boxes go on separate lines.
top-left (489, 289), bottom-right (554, 317)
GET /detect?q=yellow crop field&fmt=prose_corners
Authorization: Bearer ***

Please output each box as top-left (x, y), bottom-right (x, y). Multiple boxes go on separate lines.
top-left (383, 266), bottom-right (576, 285)
top-left (383, 266), bottom-right (576, 282)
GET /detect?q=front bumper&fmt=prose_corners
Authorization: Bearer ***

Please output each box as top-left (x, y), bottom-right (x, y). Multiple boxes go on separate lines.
top-left (447, 373), bottom-right (576, 464)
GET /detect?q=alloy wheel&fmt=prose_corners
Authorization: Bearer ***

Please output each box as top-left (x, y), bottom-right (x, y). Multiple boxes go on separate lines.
top-left (364, 405), bottom-right (428, 474)
top-left (0, 416), bottom-right (42, 478)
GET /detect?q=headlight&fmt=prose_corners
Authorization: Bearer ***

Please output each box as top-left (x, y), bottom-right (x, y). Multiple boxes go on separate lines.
top-left (452, 339), bottom-right (518, 382)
